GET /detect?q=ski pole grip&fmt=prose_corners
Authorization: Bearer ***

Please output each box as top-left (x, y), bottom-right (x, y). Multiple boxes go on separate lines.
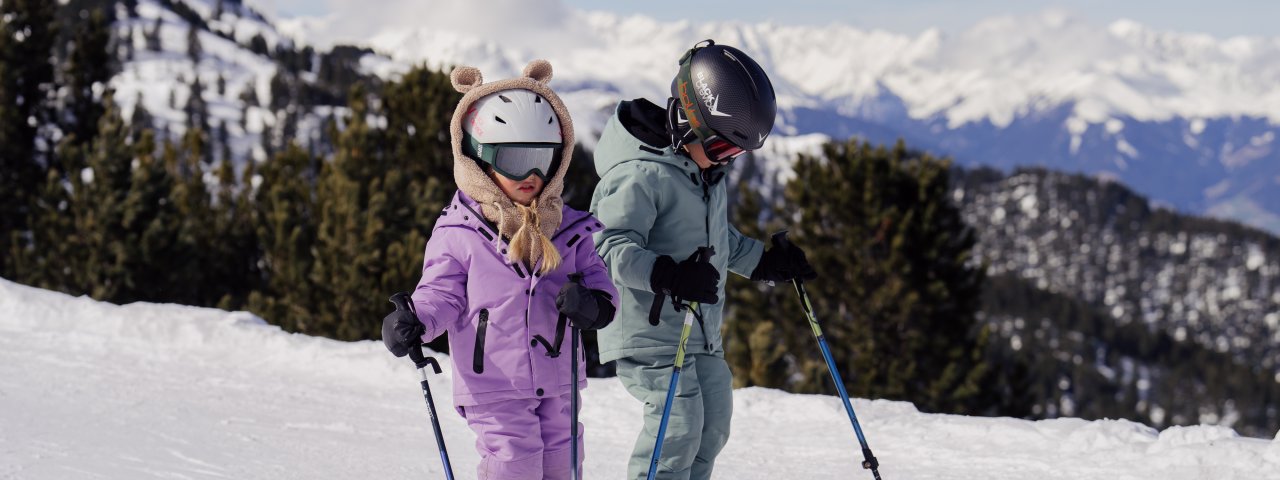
top-left (390, 292), bottom-right (415, 314)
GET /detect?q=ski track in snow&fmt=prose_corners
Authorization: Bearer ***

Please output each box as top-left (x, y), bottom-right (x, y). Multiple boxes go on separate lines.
top-left (1, 278), bottom-right (1278, 479)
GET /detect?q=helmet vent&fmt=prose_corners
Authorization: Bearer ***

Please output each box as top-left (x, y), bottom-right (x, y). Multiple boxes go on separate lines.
top-left (535, 96), bottom-right (543, 103)
top-left (547, 117), bottom-right (554, 124)
top-left (498, 95), bottom-right (513, 103)
top-left (494, 116), bottom-right (508, 124)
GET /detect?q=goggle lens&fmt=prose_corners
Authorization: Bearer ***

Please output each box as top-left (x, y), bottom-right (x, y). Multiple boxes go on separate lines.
top-left (494, 146), bottom-right (556, 181)
top-left (703, 137), bottom-right (747, 163)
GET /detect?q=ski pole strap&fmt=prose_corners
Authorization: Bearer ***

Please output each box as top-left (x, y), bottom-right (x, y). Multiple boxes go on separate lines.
top-left (649, 290), bottom-right (667, 326)
top-left (408, 347), bottom-right (443, 373)
top-left (533, 314), bottom-right (570, 358)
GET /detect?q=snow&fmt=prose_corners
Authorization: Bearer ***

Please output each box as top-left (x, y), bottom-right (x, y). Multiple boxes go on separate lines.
top-left (2, 278), bottom-right (1279, 479)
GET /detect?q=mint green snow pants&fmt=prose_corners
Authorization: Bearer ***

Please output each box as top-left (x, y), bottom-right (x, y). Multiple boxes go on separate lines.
top-left (615, 352), bottom-right (734, 480)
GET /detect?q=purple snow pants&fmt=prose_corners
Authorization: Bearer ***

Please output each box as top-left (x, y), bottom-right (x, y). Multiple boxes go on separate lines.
top-left (458, 392), bottom-right (584, 480)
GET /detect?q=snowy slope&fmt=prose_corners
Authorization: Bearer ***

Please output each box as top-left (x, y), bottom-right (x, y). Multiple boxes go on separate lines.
top-left (2, 277), bottom-right (1279, 479)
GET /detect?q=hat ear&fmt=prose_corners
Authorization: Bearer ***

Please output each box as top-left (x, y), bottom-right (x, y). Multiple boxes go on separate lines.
top-left (451, 66), bottom-right (483, 93)
top-left (522, 60), bottom-right (553, 84)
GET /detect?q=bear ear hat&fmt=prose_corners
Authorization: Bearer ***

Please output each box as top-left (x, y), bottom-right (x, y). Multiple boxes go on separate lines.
top-left (522, 59), bottom-right (553, 84)
top-left (451, 66), bottom-right (483, 94)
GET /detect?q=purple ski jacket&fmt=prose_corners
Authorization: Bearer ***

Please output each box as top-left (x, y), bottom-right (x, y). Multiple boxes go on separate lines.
top-left (411, 190), bottom-right (618, 407)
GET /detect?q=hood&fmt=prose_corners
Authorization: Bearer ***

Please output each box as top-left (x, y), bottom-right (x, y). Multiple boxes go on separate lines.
top-left (594, 100), bottom-right (731, 185)
top-left (594, 100), bottom-right (692, 179)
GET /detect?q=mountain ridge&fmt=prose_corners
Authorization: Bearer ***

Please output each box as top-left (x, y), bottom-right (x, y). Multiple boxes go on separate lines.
top-left (273, 5), bottom-right (1280, 233)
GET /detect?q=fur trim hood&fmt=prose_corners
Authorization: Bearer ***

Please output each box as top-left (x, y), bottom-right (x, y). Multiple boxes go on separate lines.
top-left (448, 60), bottom-right (575, 269)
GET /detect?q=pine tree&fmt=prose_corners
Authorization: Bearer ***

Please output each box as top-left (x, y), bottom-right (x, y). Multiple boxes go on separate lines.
top-left (268, 70), bottom-right (290, 111)
top-left (727, 138), bottom-right (995, 415)
top-left (209, 154), bottom-right (258, 310)
top-left (118, 129), bottom-right (184, 301)
top-left (66, 94), bottom-right (136, 301)
top-left (561, 144), bottom-right (599, 212)
top-left (724, 183), bottom-right (798, 388)
top-left (10, 163), bottom-right (75, 290)
top-left (62, 8), bottom-right (113, 150)
top-left (1, 0), bottom-right (57, 278)
top-left (129, 92), bottom-right (153, 140)
top-left (216, 119), bottom-right (231, 163)
top-left (247, 143), bottom-right (317, 332)
top-left (376, 64), bottom-right (461, 351)
top-left (161, 130), bottom-right (213, 304)
top-left (145, 15), bottom-right (162, 52)
top-left (308, 84), bottom-right (390, 339)
top-left (122, 25), bottom-right (135, 61)
top-left (248, 33), bottom-right (268, 56)
top-left (186, 21), bottom-right (201, 65)
top-left (184, 76), bottom-right (211, 162)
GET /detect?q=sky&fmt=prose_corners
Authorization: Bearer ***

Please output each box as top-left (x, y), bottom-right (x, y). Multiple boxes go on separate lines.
top-left (259, 0), bottom-right (1280, 39)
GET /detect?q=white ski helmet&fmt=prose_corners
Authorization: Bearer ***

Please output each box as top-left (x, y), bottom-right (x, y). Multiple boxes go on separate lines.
top-left (462, 89), bottom-right (564, 181)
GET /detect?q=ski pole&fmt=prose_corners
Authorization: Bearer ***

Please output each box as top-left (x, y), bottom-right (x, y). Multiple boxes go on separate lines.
top-left (567, 273), bottom-right (585, 480)
top-left (772, 231), bottom-right (883, 480)
top-left (647, 246), bottom-right (715, 480)
top-left (390, 293), bottom-right (456, 480)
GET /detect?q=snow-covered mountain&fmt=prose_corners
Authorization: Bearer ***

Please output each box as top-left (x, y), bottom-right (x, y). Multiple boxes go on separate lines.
top-left (108, 0), bottom-right (369, 165)
top-left (3, 277), bottom-right (1278, 479)
top-left (108, 1), bottom-right (1280, 232)
top-left (278, 5), bottom-right (1280, 234)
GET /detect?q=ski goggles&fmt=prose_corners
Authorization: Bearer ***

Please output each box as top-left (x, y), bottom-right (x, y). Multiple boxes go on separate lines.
top-left (697, 134), bottom-right (747, 164)
top-left (463, 132), bottom-right (562, 181)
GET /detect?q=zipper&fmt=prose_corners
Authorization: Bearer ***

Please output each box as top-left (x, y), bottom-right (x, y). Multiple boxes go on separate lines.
top-left (699, 170), bottom-right (714, 351)
top-left (702, 176), bottom-right (712, 247)
top-left (473, 309), bottom-right (490, 374)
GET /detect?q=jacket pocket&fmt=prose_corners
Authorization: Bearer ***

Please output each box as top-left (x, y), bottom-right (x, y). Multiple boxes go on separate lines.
top-left (473, 309), bottom-right (489, 374)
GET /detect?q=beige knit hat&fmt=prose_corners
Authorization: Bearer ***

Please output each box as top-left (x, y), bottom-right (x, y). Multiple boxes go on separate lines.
top-left (449, 60), bottom-right (575, 274)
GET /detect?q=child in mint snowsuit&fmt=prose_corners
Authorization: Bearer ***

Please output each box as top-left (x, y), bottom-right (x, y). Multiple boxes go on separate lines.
top-left (382, 60), bottom-right (618, 480)
top-left (590, 41), bottom-right (816, 480)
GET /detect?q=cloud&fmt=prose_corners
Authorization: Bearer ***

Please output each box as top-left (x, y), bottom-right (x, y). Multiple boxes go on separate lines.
top-left (276, 0), bottom-right (577, 49)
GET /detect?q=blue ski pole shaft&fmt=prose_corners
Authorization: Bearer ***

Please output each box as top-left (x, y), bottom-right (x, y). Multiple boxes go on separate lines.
top-left (647, 301), bottom-right (699, 480)
top-left (414, 360), bottom-right (456, 480)
top-left (793, 279), bottom-right (881, 480)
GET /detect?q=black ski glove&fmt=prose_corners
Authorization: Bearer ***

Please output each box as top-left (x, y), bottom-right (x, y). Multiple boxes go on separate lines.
top-left (750, 241), bottom-right (818, 283)
top-left (382, 309), bottom-right (425, 358)
top-left (556, 281), bottom-right (617, 331)
top-left (650, 251), bottom-right (721, 304)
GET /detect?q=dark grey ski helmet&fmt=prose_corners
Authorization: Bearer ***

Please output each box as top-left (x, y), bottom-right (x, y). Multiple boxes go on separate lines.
top-left (668, 39), bottom-right (777, 159)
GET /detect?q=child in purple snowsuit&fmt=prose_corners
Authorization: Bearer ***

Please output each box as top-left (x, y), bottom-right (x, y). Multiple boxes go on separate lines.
top-left (382, 60), bottom-right (618, 480)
